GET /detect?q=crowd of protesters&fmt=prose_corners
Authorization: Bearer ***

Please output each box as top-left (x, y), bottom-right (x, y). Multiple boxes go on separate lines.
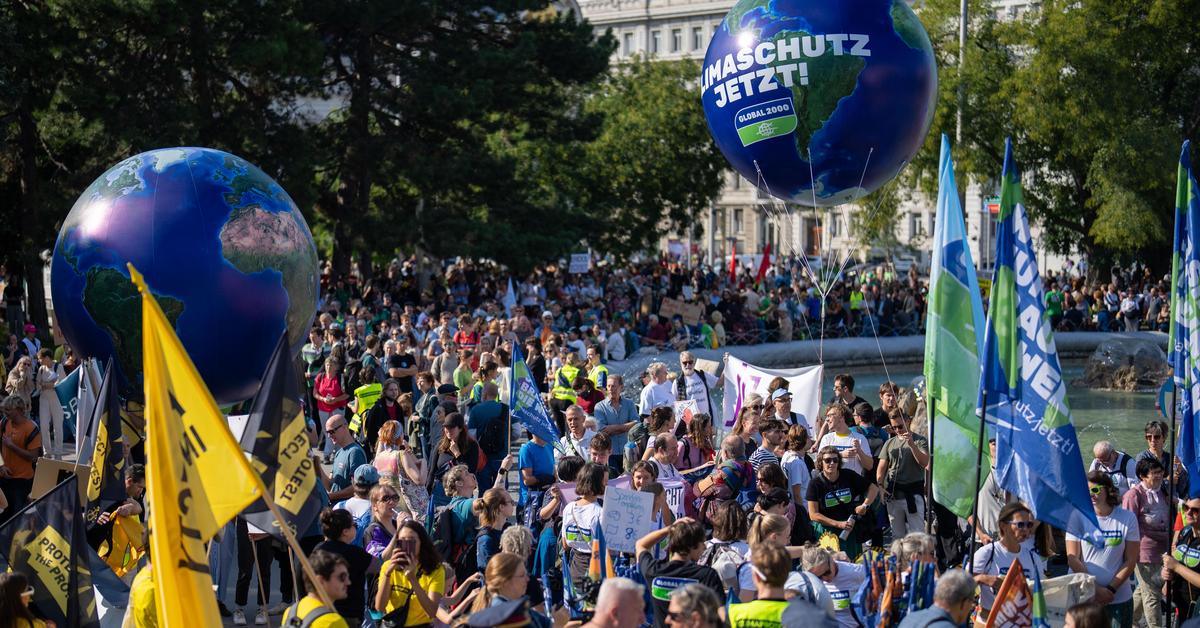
top-left (0, 252), bottom-right (1184, 628)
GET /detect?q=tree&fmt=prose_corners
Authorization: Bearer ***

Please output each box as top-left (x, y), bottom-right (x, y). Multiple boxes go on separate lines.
top-left (910, 0), bottom-right (1200, 268)
top-left (300, 1), bottom-right (615, 274)
top-left (576, 57), bottom-right (727, 257)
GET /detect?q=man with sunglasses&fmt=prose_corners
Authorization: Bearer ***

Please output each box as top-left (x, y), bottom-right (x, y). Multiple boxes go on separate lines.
top-left (1163, 497), bottom-right (1200, 621)
top-left (875, 409), bottom-right (930, 538)
top-left (675, 351), bottom-right (721, 419)
top-left (1138, 420), bottom-right (1189, 500)
top-left (971, 502), bottom-right (1048, 621)
top-left (321, 414), bottom-right (367, 502)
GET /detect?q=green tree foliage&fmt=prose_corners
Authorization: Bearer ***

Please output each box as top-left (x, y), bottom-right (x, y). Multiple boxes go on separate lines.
top-left (912, 0), bottom-right (1200, 265)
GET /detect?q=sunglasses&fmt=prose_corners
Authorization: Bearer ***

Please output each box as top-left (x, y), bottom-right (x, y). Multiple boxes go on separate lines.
top-left (326, 425), bottom-right (346, 434)
top-left (1187, 507), bottom-right (1200, 516)
top-left (681, 360), bottom-right (695, 366)
top-left (1147, 433), bottom-right (1165, 441)
top-left (377, 494), bottom-right (400, 503)
top-left (1004, 520), bottom-right (1035, 530)
top-left (821, 458), bottom-right (841, 464)
top-left (1089, 486), bottom-right (1105, 495)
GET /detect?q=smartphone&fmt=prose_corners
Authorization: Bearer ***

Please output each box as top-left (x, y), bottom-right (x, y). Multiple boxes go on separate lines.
top-left (397, 538), bottom-right (417, 558)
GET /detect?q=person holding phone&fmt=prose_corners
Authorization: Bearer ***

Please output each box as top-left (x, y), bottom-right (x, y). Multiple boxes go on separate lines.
top-left (375, 520), bottom-right (445, 628)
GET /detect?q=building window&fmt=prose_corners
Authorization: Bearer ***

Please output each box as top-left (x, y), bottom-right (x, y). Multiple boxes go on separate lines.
top-left (692, 26), bottom-right (704, 50)
top-left (731, 172), bottom-right (741, 190)
top-left (908, 212), bottom-right (919, 237)
top-left (651, 30), bottom-right (661, 54)
top-left (735, 208), bottom-right (744, 234)
top-left (927, 211), bottom-right (935, 235)
top-left (623, 32), bottom-right (633, 55)
top-left (671, 29), bottom-right (682, 52)
top-left (715, 209), bottom-right (726, 237)
top-left (829, 212), bottom-right (840, 237)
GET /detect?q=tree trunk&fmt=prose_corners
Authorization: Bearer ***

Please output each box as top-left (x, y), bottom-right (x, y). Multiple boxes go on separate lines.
top-left (18, 101), bottom-right (49, 344)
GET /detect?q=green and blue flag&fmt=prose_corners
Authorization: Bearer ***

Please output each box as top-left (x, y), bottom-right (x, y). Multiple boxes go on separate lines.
top-left (1172, 140), bottom-right (1200, 498)
top-left (509, 345), bottom-right (562, 445)
top-left (981, 138), bottom-right (1100, 542)
top-left (925, 134), bottom-right (988, 518)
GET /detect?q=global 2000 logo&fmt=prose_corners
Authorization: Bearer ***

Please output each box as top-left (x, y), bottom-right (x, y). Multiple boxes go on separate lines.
top-left (733, 97), bottom-right (798, 147)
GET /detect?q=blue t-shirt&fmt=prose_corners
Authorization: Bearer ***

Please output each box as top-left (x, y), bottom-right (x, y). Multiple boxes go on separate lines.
top-left (331, 442), bottom-right (367, 494)
top-left (592, 398), bottom-right (638, 452)
top-left (518, 440), bottom-right (556, 507)
top-left (468, 400), bottom-right (506, 455)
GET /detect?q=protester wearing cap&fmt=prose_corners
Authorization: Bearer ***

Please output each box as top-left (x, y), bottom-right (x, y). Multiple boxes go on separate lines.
top-left (770, 387), bottom-right (812, 434)
top-left (18, 323), bottom-right (40, 361)
top-left (334, 464), bottom-right (378, 528)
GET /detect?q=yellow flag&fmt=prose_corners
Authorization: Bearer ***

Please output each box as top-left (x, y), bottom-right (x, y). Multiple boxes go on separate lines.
top-left (133, 263), bottom-right (264, 627)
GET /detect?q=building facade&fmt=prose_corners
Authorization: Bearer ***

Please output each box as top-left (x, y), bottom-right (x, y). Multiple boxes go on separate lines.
top-left (577, 0), bottom-right (1066, 275)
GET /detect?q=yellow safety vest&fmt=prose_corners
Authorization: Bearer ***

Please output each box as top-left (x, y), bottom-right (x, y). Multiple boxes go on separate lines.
top-left (552, 364), bottom-right (580, 401)
top-left (727, 598), bottom-right (787, 628)
top-left (588, 364), bottom-right (610, 388)
top-left (349, 382), bottom-right (382, 434)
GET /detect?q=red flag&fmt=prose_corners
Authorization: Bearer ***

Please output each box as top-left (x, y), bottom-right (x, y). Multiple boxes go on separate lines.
top-left (729, 241), bottom-right (738, 281)
top-left (755, 244), bottom-right (772, 285)
top-left (985, 559), bottom-right (1033, 628)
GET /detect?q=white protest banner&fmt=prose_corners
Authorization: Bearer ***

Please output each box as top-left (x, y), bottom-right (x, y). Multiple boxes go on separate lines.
top-left (722, 357), bottom-right (823, 432)
top-left (569, 253), bottom-right (591, 274)
top-left (661, 478), bottom-right (685, 518)
top-left (601, 486), bottom-right (656, 554)
top-left (608, 475), bottom-right (631, 490)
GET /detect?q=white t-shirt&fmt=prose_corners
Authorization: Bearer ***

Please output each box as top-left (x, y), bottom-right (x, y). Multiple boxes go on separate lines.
top-left (561, 500), bottom-right (603, 553)
top-left (781, 451), bottom-right (812, 502)
top-left (639, 380), bottom-right (676, 415)
top-left (821, 561), bottom-right (866, 628)
top-left (557, 429), bottom-right (596, 461)
top-left (334, 496), bottom-right (372, 522)
top-left (818, 431), bottom-right (872, 475)
top-left (785, 571), bottom-right (835, 619)
top-left (680, 370), bottom-right (720, 417)
top-left (972, 542), bottom-right (1049, 610)
top-left (652, 460), bottom-right (680, 480)
top-left (1065, 507), bottom-right (1139, 603)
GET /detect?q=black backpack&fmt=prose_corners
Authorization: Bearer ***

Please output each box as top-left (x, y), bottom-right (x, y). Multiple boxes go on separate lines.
top-left (476, 406), bottom-right (508, 456)
top-left (431, 503), bottom-right (479, 584)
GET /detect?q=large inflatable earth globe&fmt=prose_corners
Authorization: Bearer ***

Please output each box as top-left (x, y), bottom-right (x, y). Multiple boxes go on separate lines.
top-left (701, 0), bottom-right (937, 206)
top-left (51, 147), bottom-right (319, 404)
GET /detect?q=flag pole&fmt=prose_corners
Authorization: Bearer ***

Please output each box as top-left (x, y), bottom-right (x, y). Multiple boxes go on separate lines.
top-left (1167, 380), bottom-right (1179, 628)
top-left (967, 387), bottom-right (988, 572)
top-left (925, 390), bottom-right (936, 535)
top-left (257, 476), bottom-right (336, 610)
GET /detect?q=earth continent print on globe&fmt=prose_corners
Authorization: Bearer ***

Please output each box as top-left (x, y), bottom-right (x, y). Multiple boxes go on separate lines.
top-left (51, 147), bottom-right (319, 404)
top-left (701, 0), bottom-right (937, 206)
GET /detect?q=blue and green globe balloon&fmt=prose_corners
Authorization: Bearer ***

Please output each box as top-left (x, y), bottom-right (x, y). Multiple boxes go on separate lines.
top-left (51, 147), bottom-right (319, 404)
top-left (701, 0), bottom-right (937, 206)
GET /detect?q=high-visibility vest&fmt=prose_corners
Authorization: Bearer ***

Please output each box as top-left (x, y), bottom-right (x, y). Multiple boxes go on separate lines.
top-left (552, 364), bottom-right (580, 402)
top-left (726, 598), bottom-right (787, 627)
top-left (348, 382), bottom-right (382, 433)
top-left (588, 364), bottom-right (610, 389)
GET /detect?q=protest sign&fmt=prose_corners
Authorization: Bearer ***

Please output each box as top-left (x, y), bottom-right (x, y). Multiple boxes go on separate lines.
top-left (601, 486), bottom-right (655, 554)
top-left (723, 357), bottom-right (823, 431)
top-left (658, 297), bottom-right (704, 326)
top-left (661, 478), bottom-right (686, 518)
top-left (675, 399), bottom-right (698, 425)
top-left (556, 481), bottom-right (578, 504)
top-left (569, 253), bottom-right (591, 274)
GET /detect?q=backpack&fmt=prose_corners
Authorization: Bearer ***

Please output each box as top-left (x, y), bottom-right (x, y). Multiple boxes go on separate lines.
top-left (341, 360), bottom-right (364, 393)
top-left (282, 602), bottom-right (334, 628)
top-left (335, 500), bottom-right (372, 547)
top-left (475, 407), bottom-right (508, 456)
top-left (432, 501), bottom-right (479, 582)
top-left (699, 541), bottom-right (747, 593)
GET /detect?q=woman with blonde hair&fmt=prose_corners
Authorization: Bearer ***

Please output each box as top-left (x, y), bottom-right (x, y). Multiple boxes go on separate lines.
top-left (737, 514), bottom-right (795, 601)
top-left (372, 419), bottom-right (429, 523)
top-left (472, 487), bottom-right (516, 571)
top-left (4, 356), bottom-right (34, 408)
top-left (731, 404), bottom-right (761, 455)
top-left (466, 552), bottom-right (554, 627)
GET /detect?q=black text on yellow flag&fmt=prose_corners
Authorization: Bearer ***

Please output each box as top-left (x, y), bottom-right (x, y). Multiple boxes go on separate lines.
top-left (131, 263), bottom-right (263, 625)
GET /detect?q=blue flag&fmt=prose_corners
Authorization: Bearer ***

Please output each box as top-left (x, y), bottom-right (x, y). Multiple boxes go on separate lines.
top-left (55, 366), bottom-right (81, 444)
top-left (509, 345), bottom-right (562, 445)
top-left (981, 138), bottom-right (1101, 542)
top-left (1172, 141), bottom-right (1200, 497)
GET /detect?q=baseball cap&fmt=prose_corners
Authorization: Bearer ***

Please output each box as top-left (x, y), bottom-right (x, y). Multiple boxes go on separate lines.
top-left (23, 324), bottom-right (36, 334)
top-left (541, 311), bottom-right (553, 319)
top-left (771, 388), bottom-right (793, 401)
top-left (437, 383), bottom-right (459, 395)
top-left (352, 464), bottom-right (379, 487)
